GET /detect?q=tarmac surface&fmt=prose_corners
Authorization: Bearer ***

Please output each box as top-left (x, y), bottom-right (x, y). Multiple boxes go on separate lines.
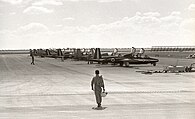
top-left (0, 54), bottom-right (195, 119)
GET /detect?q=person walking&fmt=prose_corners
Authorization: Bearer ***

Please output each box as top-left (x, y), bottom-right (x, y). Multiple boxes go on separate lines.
top-left (91, 70), bottom-right (105, 108)
top-left (30, 50), bottom-right (35, 65)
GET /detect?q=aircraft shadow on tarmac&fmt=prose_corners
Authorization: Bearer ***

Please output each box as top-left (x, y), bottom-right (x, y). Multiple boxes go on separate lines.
top-left (93, 64), bottom-right (154, 68)
top-left (73, 63), bottom-right (90, 65)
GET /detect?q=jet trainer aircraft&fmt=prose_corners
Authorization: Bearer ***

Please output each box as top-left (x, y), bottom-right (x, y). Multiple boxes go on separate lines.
top-left (89, 48), bottom-right (159, 67)
top-left (46, 49), bottom-right (73, 59)
top-left (72, 48), bottom-right (95, 61)
top-left (33, 49), bottom-right (47, 57)
top-left (33, 48), bottom-right (72, 60)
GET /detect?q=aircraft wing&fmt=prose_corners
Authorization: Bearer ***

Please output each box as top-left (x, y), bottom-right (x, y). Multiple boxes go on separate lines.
top-left (90, 59), bottom-right (107, 62)
top-left (108, 58), bottom-right (135, 63)
top-left (120, 58), bottom-right (158, 63)
top-left (120, 58), bottom-right (134, 62)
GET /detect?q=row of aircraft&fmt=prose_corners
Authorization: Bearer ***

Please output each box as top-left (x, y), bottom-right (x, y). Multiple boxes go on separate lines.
top-left (30, 47), bottom-right (159, 67)
top-left (90, 48), bottom-right (159, 67)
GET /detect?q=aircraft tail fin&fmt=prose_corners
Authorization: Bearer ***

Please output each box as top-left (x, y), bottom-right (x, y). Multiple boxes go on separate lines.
top-left (93, 48), bottom-right (102, 59)
top-left (139, 48), bottom-right (145, 54)
top-left (113, 48), bottom-right (118, 56)
top-left (77, 49), bottom-right (82, 58)
top-left (57, 49), bottom-right (63, 56)
top-left (73, 49), bottom-right (82, 59)
top-left (131, 47), bottom-right (136, 55)
top-left (46, 49), bottom-right (51, 55)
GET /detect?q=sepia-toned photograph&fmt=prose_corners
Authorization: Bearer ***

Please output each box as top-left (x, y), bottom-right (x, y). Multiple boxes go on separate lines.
top-left (0, 0), bottom-right (195, 118)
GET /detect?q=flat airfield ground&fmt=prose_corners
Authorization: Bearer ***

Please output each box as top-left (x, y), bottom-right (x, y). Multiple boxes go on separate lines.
top-left (0, 54), bottom-right (195, 119)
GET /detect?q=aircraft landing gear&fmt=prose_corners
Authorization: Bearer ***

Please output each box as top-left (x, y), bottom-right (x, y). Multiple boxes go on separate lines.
top-left (119, 62), bottom-right (123, 66)
top-left (124, 62), bottom-right (129, 67)
top-left (152, 63), bottom-right (156, 66)
top-left (102, 61), bottom-right (108, 64)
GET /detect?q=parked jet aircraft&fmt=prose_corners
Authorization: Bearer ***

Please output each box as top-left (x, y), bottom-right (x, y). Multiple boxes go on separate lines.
top-left (186, 54), bottom-right (195, 59)
top-left (72, 48), bottom-right (95, 61)
top-left (33, 48), bottom-right (72, 60)
top-left (33, 49), bottom-right (47, 57)
top-left (89, 48), bottom-right (159, 67)
top-left (46, 49), bottom-right (73, 59)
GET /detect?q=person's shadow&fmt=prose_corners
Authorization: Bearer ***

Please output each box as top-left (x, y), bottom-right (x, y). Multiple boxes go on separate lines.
top-left (92, 107), bottom-right (107, 110)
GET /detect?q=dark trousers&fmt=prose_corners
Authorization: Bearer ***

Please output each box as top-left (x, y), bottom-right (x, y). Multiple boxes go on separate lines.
top-left (31, 57), bottom-right (35, 65)
top-left (95, 90), bottom-right (102, 106)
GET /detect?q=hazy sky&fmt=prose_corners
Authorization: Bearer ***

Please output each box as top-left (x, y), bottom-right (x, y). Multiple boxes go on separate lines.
top-left (0, 0), bottom-right (195, 49)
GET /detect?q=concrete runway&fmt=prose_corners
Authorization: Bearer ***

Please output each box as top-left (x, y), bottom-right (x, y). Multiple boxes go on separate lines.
top-left (0, 54), bottom-right (195, 119)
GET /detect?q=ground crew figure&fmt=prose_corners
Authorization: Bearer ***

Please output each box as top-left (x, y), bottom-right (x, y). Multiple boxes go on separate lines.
top-left (31, 51), bottom-right (35, 65)
top-left (91, 70), bottom-right (105, 108)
